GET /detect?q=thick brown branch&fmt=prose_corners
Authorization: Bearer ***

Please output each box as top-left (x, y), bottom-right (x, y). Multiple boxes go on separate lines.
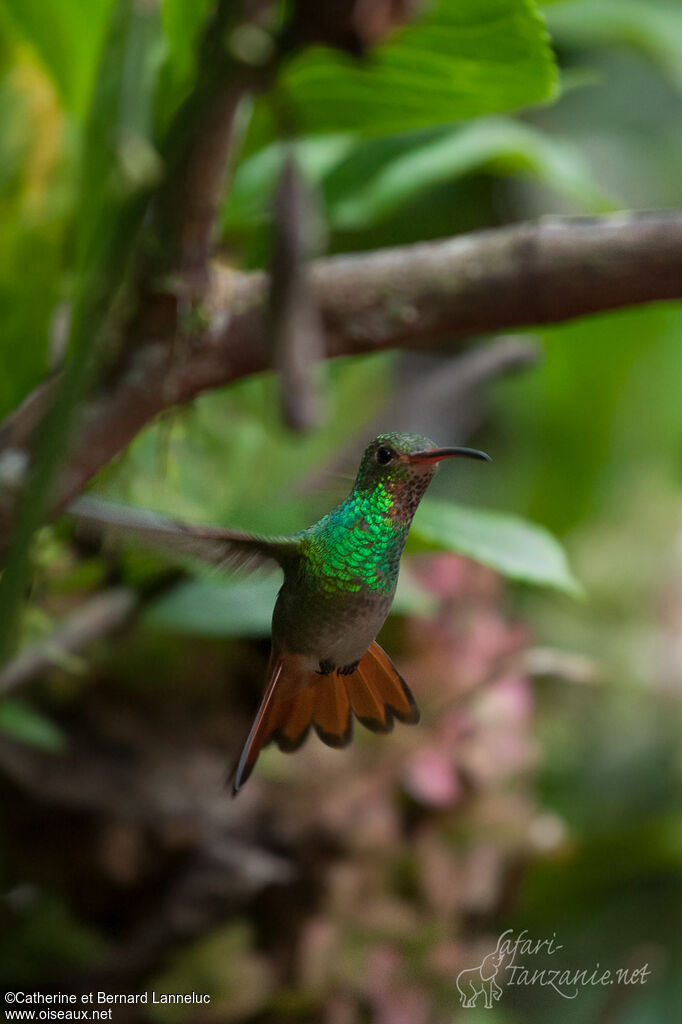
top-left (310, 211), bottom-right (682, 352)
top-left (2, 211), bottom-right (681, 534)
top-left (154, 84), bottom-right (246, 282)
top-left (150, 0), bottom-right (274, 283)
top-left (207, 209), bottom-right (682, 373)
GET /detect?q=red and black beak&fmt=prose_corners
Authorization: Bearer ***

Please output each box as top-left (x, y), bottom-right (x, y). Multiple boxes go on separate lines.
top-left (407, 446), bottom-right (491, 465)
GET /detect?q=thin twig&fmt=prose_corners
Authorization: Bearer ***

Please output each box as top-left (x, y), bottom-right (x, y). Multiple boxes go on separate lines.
top-left (381, 333), bottom-right (543, 438)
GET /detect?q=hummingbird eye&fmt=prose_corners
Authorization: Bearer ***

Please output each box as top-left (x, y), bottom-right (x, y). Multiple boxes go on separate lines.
top-left (376, 446), bottom-right (394, 466)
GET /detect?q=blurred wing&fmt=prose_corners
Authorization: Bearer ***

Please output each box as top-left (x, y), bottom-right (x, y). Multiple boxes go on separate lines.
top-left (68, 496), bottom-right (298, 573)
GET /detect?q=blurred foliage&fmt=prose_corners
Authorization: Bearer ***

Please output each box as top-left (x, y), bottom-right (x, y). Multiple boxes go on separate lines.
top-left (0, 0), bottom-right (164, 661)
top-left (0, 0), bottom-right (681, 1022)
top-left (546, 0), bottom-right (682, 91)
top-left (0, 0), bottom-right (113, 114)
top-left (0, 697), bottom-right (65, 750)
top-left (224, 118), bottom-right (614, 265)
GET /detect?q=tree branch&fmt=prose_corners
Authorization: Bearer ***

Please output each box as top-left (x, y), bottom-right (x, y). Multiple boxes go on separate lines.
top-left (377, 334), bottom-right (543, 441)
top-left (149, 1), bottom-right (271, 285)
top-left (1, 211), bottom-right (681, 538)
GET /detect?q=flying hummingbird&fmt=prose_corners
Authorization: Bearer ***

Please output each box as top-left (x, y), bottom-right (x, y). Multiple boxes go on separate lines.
top-left (71, 433), bottom-right (489, 793)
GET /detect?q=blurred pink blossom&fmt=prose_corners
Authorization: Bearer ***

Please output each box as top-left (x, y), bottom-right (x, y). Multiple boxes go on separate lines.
top-left (403, 748), bottom-right (462, 807)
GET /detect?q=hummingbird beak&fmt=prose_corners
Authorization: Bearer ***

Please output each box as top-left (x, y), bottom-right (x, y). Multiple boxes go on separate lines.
top-left (407, 446), bottom-right (491, 465)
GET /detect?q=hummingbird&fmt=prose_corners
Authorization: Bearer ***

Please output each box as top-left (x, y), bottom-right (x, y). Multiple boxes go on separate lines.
top-left (71, 433), bottom-right (490, 793)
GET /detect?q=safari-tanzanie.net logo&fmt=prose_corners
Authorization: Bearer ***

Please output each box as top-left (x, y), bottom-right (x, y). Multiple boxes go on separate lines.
top-left (456, 929), bottom-right (651, 1010)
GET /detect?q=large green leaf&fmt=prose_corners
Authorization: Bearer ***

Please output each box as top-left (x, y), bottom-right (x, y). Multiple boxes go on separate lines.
top-left (410, 499), bottom-right (581, 594)
top-left (252, 0), bottom-right (558, 140)
top-left (0, 0), bottom-right (114, 114)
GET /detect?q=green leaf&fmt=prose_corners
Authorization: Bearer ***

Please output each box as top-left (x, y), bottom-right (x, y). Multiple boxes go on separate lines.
top-left (144, 577), bottom-right (278, 638)
top-left (0, 699), bottom-right (66, 752)
top-left (410, 499), bottom-right (582, 594)
top-left (144, 567), bottom-right (441, 639)
top-left (324, 118), bottom-right (614, 228)
top-left (0, 0), bottom-right (114, 114)
top-left (259, 0), bottom-right (558, 138)
top-left (225, 118), bottom-right (612, 244)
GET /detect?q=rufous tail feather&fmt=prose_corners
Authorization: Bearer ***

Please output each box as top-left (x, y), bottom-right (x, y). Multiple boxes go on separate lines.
top-left (351, 641), bottom-right (420, 732)
top-left (229, 642), bottom-right (420, 795)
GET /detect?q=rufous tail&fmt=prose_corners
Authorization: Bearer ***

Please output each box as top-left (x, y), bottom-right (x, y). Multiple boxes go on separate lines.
top-left (230, 642), bottom-right (420, 795)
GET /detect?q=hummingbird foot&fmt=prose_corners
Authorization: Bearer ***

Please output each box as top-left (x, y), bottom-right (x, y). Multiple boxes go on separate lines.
top-left (316, 658), bottom-right (361, 676)
top-left (337, 660), bottom-right (360, 676)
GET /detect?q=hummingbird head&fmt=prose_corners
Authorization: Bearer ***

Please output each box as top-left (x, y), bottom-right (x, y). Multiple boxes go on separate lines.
top-left (353, 433), bottom-right (490, 502)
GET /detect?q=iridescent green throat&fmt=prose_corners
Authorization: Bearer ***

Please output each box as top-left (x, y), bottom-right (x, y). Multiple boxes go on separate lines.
top-left (300, 470), bottom-right (429, 596)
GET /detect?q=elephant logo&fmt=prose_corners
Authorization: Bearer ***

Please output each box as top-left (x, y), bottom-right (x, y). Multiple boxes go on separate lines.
top-left (456, 947), bottom-right (506, 1009)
